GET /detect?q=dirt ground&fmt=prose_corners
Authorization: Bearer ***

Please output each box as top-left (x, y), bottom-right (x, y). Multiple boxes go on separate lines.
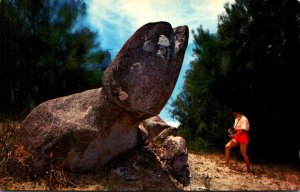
top-left (1, 147), bottom-right (299, 191)
top-left (186, 152), bottom-right (300, 191)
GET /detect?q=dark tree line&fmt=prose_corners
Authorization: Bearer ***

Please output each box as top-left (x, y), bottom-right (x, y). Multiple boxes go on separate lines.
top-left (0, 0), bottom-right (107, 118)
top-left (172, 0), bottom-right (300, 163)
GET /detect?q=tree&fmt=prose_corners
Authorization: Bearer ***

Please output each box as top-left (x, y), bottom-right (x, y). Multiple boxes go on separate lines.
top-left (0, 0), bottom-right (106, 118)
top-left (172, 0), bottom-right (300, 162)
top-left (218, 0), bottom-right (300, 162)
top-left (171, 27), bottom-right (230, 151)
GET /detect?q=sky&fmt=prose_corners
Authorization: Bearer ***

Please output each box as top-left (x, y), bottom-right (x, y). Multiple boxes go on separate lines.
top-left (85, 0), bottom-right (235, 127)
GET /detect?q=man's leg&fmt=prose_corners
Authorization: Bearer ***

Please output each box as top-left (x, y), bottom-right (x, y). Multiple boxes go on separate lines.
top-left (224, 139), bottom-right (238, 164)
top-left (240, 143), bottom-right (252, 171)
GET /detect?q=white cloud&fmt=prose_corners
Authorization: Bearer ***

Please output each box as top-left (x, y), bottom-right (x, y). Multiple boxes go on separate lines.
top-left (87, 0), bottom-right (234, 37)
top-left (117, 0), bottom-right (191, 28)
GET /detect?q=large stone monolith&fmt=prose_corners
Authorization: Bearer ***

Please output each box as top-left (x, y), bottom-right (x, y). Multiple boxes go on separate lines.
top-left (19, 22), bottom-right (189, 173)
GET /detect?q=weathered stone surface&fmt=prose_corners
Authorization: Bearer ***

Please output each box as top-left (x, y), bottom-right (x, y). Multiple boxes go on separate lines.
top-left (141, 116), bottom-right (172, 140)
top-left (137, 123), bottom-right (149, 144)
top-left (146, 135), bottom-right (190, 186)
top-left (102, 22), bottom-right (188, 119)
top-left (153, 127), bottom-right (178, 144)
top-left (19, 21), bottom-right (189, 173)
top-left (162, 136), bottom-right (188, 171)
top-left (161, 136), bottom-right (190, 186)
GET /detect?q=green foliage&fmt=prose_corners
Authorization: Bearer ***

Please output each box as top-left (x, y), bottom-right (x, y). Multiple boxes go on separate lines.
top-left (172, 27), bottom-right (231, 151)
top-left (0, 0), bottom-right (106, 118)
top-left (172, 0), bottom-right (300, 161)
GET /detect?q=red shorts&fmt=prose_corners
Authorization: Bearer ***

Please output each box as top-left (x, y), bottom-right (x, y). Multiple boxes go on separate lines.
top-left (233, 130), bottom-right (249, 144)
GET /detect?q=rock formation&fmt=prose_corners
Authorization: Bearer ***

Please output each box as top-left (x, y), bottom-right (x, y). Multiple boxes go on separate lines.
top-left (140, 116), bottom-right (189, 186)
top-left (19, 21), bottom-right (189, 173)
top-left (160, 136), bottom-right (189, 186)
top-left (140, 116), bottom-right (172, 140)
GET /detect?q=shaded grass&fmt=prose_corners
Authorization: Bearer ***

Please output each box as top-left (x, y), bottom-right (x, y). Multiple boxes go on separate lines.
top-left (0, 120), bottom-right (22, 177)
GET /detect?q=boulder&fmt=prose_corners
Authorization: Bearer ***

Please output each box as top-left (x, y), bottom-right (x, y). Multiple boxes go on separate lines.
top-left (137, 123), bottom-right (149, 144)
top-left (19, 21), bottom-right (189, 173)
top-left (146, 135), bottom-right (190, 186)
top-left (141, 116), bottom-right (173, 140)
top-left (161, 136), bottom-right (188, 171)
top-left (161, 136), bottom-right (190, 186)
top-left (152, 127), bottom-right (178, 144)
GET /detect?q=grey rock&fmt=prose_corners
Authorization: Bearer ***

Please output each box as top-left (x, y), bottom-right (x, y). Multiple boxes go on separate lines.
top-left (153, 127), bottom-right (178, 144)
top-left (161, 136), bottom-right (190, 186)
top-left (19, 21), bottom-right (189, 173)
top-left (141, 116), bottom-right (172, 140)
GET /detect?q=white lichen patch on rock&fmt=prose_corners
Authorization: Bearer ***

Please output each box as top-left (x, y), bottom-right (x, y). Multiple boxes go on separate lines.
top-left (143, 40), bottom-right (155, 52)
top-left (157, 47), bottom-right (166, 58)
top-left (158, 35), bottom-right (170, 47)
top-left (157, 35), bottom-right (170, 58)
top-left (175, 39), bottom-right (181, 54)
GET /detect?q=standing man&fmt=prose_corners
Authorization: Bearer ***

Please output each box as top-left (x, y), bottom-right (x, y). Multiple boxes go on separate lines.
top-left (223, 108), bottom-right (252, 172)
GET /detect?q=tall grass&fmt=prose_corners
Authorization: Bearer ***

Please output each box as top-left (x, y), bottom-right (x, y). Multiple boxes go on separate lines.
top-left (0, 120), bottom-right (21, 176)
